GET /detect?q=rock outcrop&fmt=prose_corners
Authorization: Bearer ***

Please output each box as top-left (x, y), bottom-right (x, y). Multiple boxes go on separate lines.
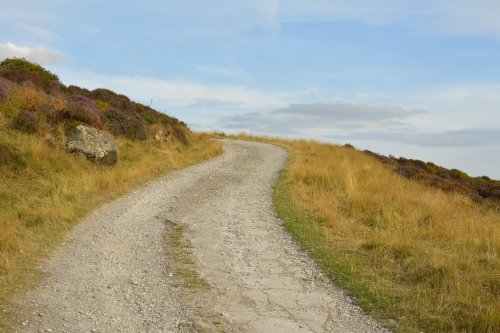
top-left (65, 125), bottom-right (118, 166)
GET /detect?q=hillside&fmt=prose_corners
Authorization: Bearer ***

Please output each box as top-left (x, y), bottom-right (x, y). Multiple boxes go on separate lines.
top-left (0, 58), bottom-right (221, 330)
top-left (362, 148), bottom-right (500, 206)
top-left (222, 133), bottom-right (499, 333)
top-left (0, 58), bottom-right (189, 144)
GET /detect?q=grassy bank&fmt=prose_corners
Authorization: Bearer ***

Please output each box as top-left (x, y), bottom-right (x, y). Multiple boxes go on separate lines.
top-left (0, 58), bottom-right (222, 330)
top-left (0, 123), bottom-right (220, 330)
top-left (225, 134), bottom-right (499, 333)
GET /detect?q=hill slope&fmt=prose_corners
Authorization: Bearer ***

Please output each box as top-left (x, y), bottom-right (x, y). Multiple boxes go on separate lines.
top-left (0, 58), bottom-right (221, 330)
top-left (225, 133), bottom-right (499, 333)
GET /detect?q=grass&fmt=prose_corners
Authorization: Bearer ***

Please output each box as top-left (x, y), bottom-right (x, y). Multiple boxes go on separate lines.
top-left (0, 62), bottom-right (221, 330)
top-left (175, 268), bottom-right (210, 289)
top-left (222, 133), bottom-right (499, 333)
top-left (0, 115), bottom-right (221, 331)
top-left (167, 224), bottom-right (210, 289)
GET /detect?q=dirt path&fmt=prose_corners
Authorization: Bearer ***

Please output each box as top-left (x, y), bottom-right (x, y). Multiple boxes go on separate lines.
top-left (15, 140), bottom-right (388, 333)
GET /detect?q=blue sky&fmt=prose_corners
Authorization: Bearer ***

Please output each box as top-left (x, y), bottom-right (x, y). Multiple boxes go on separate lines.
top-left (1, 0), bottom-right (500, 178)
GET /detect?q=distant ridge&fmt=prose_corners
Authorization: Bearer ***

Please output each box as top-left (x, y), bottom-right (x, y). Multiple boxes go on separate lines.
top-left (360, 146), bottom-right (500, 205)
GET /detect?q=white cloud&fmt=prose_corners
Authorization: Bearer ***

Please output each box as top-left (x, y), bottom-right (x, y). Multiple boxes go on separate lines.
top-left (222, 102), bottom-right (422, 136)
top-left (279, 0), bottom-right (500, 39)
top-left (57, 69), bottom-right (294, 110)
top-left (437, 0), bottom-right (500, 37)
top-left (259, 0), bottom-right (281, 33)
top-left (333, 128), bottom-right (500, 147)
top-left (3, 1), bottom-right (499, 41)
top-left (356, 83), bottom-right (500, 132)
top-left (195, 65), bottom-right (245, 78)
top-left (15, 23), bottom-right (57, 39)
top-left (0, 42), bottom-right (64, 64)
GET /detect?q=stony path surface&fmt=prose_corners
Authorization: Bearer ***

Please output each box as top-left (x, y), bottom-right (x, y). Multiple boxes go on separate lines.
top-left (15, 140), bottom-right (388, 333)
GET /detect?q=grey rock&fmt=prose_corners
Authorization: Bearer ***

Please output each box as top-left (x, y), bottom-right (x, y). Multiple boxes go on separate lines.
top-left (65, 125), bottom-right (118, 166)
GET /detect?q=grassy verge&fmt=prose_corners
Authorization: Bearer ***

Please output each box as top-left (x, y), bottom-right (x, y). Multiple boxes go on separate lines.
top-left (221, 133), bottom-right (499, 333)
top-left (0, 119), bottom-right (221, 330)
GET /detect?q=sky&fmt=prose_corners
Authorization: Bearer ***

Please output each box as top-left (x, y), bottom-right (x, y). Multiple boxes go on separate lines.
top-left (1, 0), bottom-right (500, 178)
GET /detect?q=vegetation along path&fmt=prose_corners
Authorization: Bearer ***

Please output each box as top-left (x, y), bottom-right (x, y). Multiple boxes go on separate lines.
top-left (15, 140), bottom-right (388, 333)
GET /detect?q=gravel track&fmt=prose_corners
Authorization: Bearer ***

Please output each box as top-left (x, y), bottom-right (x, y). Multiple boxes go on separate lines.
top-left (15, 140), bottom-right (388, 333)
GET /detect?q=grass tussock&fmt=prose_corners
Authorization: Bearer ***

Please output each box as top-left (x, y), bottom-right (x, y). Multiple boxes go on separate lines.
top-left (224, 133), bottom-right (499, 333)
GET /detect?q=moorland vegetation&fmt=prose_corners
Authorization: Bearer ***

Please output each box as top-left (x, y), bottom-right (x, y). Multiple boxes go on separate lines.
top-left (0, 58), bottom-right (221, 329)
top-left (223, 133), bottom-right (499, 333)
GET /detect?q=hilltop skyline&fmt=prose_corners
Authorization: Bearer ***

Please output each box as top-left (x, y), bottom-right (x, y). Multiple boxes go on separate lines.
top-left (1, 0), bottom-right (499, 177)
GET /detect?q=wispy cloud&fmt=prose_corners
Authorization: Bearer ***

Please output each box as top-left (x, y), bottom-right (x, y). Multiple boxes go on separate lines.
top-left (15, 23), bottom-right (57, 39)
top-left (3, 1), bottom-right (499, 41)
top-left (331, 128), bottom-right (500, 147)
top-left (0, 42), bottom-right (64, 64)
top-left (195, 65), bottom-right (245, 78)
top-left (356, 83), bottom-right (500, 132)
top-left (259, 0), bottom-right (281, 33)
top-left (280, 0), bottom-right (500, 39)
top-left (222, 102), bottom-right (422, 135)
top-left (57, 69), bottom-right (293, 110)
top-left (436, 0), bottom-right (500, 38)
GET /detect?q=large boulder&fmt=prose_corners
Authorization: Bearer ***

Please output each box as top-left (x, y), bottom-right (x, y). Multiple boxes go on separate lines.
top-left (65, 125), bottom-right (118, 166)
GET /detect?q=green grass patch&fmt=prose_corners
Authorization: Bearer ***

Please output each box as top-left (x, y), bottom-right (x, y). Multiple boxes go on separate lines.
top-left (168, 224), bottom-right (210, 289)
top-left (175, 268), bottom-right (210, 289)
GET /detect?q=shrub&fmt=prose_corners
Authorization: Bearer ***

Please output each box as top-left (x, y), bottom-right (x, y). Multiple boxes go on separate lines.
top-left (0, 70), bottom-right (61, 95)
top-left (62, 95), bottom-right (103, 129)
top-left (39, 104), bottom-right (59, 125)
top-left (9, 84), bottom-right (47, 113)
top-left (0, 80), bottom-right (9, 101)
top-left (491, 189), bottom-right (500, 200)
top-left (172, 125), bottom-right (189, 145)
top-left (395, 165), bottom-right (417, 178)
top-left (0, 143), bottom-right (13, 166)
top-left (12, 109), bottom-right (38, 133)
top-left (0, 58), bottom-right (62, 95)
top-left (94, 99), bottom-right (112, 112)
top-left (104, 108), bottom-right (147, 140)
top-left (66, 85), bottom-right (91, 97)
top-left (450, 168), bottom-right (468, 180)
top-left (90, 88), bottom-right (130, 109)
top-left (0, 58), bottom-right (59, 82)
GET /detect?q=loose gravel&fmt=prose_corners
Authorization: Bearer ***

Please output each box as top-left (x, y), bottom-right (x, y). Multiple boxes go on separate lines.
top-left (15, 140), bottom-right (389, 333)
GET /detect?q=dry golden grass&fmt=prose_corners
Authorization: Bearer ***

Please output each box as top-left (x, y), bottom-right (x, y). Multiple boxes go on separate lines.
top-left (224, 133), bottom-right (499, 333)
top-left (0, 111), bottom-right (221, 329)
